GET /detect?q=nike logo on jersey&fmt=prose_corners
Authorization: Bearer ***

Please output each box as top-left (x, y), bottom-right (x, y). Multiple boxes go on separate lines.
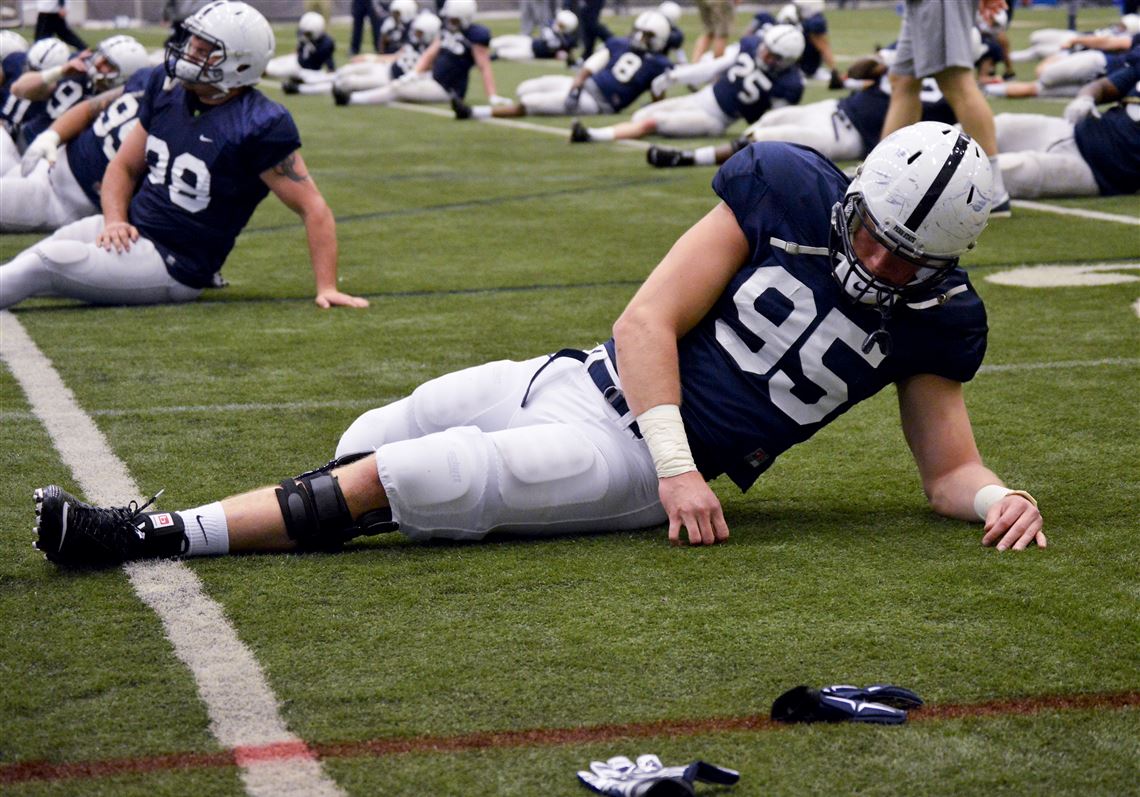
top-left (199, 134), bottom-right (214, 143)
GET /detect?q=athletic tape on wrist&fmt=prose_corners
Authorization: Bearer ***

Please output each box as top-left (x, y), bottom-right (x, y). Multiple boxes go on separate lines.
top-left (636, 404), bottom-right (697, 478)
top-left (40, 65), bottom-right (64, 86)
top-left (974, 484), bottom-right (1037, 520)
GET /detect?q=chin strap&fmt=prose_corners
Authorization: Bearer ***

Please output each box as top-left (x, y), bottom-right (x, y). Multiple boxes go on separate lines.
top-left (862, 290), bottom-right (894, 356)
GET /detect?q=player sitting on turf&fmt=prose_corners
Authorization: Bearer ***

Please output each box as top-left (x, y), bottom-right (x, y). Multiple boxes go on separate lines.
top-left (30, 122), bottom-right (1045, 567)
top-left (335, 0), bottom-right (506, 109)
top-left (451, 11), bottom-right (673, 120)
top-left (985, 28), bottom-right (1139, 99)
top-left (265, 11), bottom-right (337, 95)
top-left (569, 23), bottom-right (804, 145)
top-left (0, 1), bottom-right (367, 311)
top-left (1010, 13), bottom-right (1140, 62)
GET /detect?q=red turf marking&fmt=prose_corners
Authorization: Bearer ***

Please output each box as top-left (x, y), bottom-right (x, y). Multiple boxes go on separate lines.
top-left (233, 740), bottom-right (317, 766)
top-left (3, 691), bottom-right (1136, 785)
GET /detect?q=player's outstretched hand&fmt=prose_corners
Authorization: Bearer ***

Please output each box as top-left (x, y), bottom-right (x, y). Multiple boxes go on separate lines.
top-left (96, 221), bottom-right (139, 253)
top-left (981, 494), bottom-right (1045, 551)
top-left (314, 289), bottom-right (369, 309)
top-left (658, 471), bottom-right (729, 546)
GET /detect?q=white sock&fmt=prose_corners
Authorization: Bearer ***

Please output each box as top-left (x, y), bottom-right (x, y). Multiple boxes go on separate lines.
top-left (694, 146), bottom-right (718, 166)
top-left (180, 502), bottom-right (230, 556)
top-left (473, 105), bottom-right (492, 119)
top-left (989, 155), bottom-right (1007, 199)
top-left (590, 127), bottom-right (615, 141)
top-left (983, 83), bottom-right (1007, 97)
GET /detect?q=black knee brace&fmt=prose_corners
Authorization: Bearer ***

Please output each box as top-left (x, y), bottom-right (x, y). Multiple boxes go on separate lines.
top-left (276, 453), bottom-right (399, 550)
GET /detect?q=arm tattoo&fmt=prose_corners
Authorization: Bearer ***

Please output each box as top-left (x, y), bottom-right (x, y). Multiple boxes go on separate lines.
top-left (272, 152), bottom-right (309, 183)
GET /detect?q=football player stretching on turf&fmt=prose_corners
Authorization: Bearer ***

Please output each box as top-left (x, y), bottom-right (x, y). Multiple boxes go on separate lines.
top-left (0, 1), bottom-right (367, 311)
top-left (32, 122), bottom-right (1045, 567)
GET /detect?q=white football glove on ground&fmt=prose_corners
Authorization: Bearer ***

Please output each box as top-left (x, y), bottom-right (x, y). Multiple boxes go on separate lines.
top-left (21, 130), bottom-right (60, 176)
top-left (578, 753), bottom-right (739, 797)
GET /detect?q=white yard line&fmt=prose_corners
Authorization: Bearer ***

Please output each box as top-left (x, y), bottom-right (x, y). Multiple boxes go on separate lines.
top-left (1012, 200), bottom-right (1140, 226)
top-left (0, 310), bottom-right (345, 797)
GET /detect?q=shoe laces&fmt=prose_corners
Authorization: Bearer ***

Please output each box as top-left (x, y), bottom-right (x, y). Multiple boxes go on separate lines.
top-left (73, 489), bottom-right (164, 554)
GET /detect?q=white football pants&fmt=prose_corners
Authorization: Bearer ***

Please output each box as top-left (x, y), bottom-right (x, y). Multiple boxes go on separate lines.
top-left (0, 146), bottom-right (98, 232)
top-left (490, 34), bottom-right (537, 61)
top-left (629, 85), bottom-right (734, 138)
top-left (516, 75), bottom-right (605, 116)
top-left (350, 73), bottom-right (451, 105)
top-left (0, 127), bottom-right (19, 177)
top-left (0, 215), bottom-right (201, 309)
top-left (994, 113), bottom-right (1099, 198)
top-left (335, 352), bottom-right (666, 542)
top-left (1038, 50), bottom-right (1108, 89)
top-left (743, 99), bottom-right (867, 161)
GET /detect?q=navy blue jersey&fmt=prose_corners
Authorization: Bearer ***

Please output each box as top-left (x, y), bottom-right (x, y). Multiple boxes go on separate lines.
top-left (68, 66), bottom-right (155, 206)
top-left (1074, 60), bottom-right (1140, 196)
top-left (391, 38), bottom-right (430, 80)
top-left (800, 12), bottom-right (828, 76)
top-left (590, 37), bottom-right (672, 112)
top-left (839, 84), bottom-right (956, 152)
top-left (649, 143), bottom-right (987, 490)
top-left (129, 70), bottom-right (301, 288)
top-left (20, 73), bottom-right (89, 143)
top-left (432, 23), bottom-right (491, 98)
top-left (298, 33), bottom-right (336, 70)
top-left (712, 35), bottom-right (804, 123)
top-left (0, 51), bottom-right (30, 137)
top-left (532, 26), bottom-right (576, 59)
top-left (666, 25), bottom-right (684, 55)
top-left (746, 11), bottom-right (777, 36)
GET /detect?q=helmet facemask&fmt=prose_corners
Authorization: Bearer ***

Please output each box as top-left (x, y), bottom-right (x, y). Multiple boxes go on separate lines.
top-left (165, 32), bottom-right (229, 92)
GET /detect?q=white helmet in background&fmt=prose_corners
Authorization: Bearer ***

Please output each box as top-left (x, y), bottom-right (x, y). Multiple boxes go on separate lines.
top-left (793, 0), bottom-right (825, 19)
top-left (27, 38), bottom-right (69, 71)
top-left (411, 12), bottom-right (441, 44)
top-left (657, 1), bottom-right (682, 26)
top-left (830, 122), bottom-right (994, 312)
top-left (165, 0), bottom-right (275, 92)
top-left (390, 0), bottom-right (418, 26)
top-left (440, 0), bottom-right (477, 30)
top-left (970, 27), bottom-right (986, 64)
top-left (630, 11), bottom-right (670, 53)
top-left (554, 9), bottom-right (579, 36)
top-left (761, 23), bottom-right (805, 72)
top-left (0, 30), bottom-right (29, 60)
top-left (90, 34), bottom-right (149, 91)
top-left (298, 11), bottom-right (326, 39)
top-left (1120, 14), bottom-right (1140, 35)
top-left (776, 4), bottom-right (800, 25)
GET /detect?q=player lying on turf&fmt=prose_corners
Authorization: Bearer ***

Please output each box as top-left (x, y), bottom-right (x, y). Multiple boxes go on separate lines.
top-left (32, 122), bottom-right (1046, 567)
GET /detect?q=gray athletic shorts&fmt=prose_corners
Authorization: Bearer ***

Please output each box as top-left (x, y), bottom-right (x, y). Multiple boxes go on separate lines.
top-left (892, 0), bottom-right (978, 78)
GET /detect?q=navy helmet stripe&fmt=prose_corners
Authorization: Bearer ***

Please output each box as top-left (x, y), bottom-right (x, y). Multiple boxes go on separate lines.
top-left (904, 132), bottom-right (970, 232)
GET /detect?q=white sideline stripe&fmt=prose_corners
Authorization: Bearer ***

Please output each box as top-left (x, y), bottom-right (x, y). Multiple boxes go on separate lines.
top-left (1011, 200), bottom-right (1140, 226)
top-left (391, 101), bottom-right (652, 149)
top-left (977, 357), bottom-right (1140, 374)
top-left (0, 311), bottom-right (346, 797)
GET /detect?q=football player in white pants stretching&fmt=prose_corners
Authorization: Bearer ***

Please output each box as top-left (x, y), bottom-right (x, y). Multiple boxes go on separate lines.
top-left (31, 123), bottom-right (1045, 568)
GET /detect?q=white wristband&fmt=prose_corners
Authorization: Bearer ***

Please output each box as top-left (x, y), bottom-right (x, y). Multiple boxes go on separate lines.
top-left (973, 484), bottom-right (1038, 521)
top-left (636, 404), bottom-right (697, 478)
top-left (40, 65), bottom-right (64, 86)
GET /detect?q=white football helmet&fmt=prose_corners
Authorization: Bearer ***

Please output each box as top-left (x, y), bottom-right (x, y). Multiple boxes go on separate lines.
top-left (165, 0), bottom-right (275, 92)
top-left (793, 0), bottom-right (825, 19)
top-left (440, 0), bottom-right (476, 30)
top-left (969, 27), bottom-right (986, 64)
top-left (27, 38), bottom-right (69, 72)
top-left (90, 35), bottom-right (149, 91)
top-left (298, 11), bottom-right (326, 40)
top-left (554, 9), bottom-right (579, 36)
top-left (776, 4), bottom-right (800, 25)
top-left (630, 11), bottom-right (670, 53)
top-left (657, 1), bottom-right (682, 26)
top-left (411, 12), bottom-right (442, 44)
top-left (0, 30), bottom-right (29, 60)
top-left (830, 122), bottom-right (993, 310)
top-left (1120, 14), bottom-right (1140, 35)
top-left (761, 23), bottom-right (805, 72)
top-left (390, 0), bottom-right (418, 26)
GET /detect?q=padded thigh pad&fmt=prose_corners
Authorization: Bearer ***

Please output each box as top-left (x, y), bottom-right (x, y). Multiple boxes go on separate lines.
top-left (380, 425), bottom-right (488, 509)
top-left (36, 239), bottom-right (91, 267)
top-left (411, 359), bottom-right (518, 431)
top-left (493, 424), bottom-right (608, 510)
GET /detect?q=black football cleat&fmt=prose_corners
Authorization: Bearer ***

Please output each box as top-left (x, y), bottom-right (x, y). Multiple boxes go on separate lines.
top-left (33, 486), bottom-right (183, 568)
top-left (281, 78), bottom-right (301, 95)
top-left (449, 90), bottom-right (472, 120)
top-left (646, 145), bottom-right (693, 168)
top-left (332, 85), bottom-right (351, 106)
top-left (569, 119), bottom-right (591, 143)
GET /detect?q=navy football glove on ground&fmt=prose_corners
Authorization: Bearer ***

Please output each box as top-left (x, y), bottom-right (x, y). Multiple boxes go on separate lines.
top-left (578, 754), bottom-right (740, 797)
top-left (771, 683), bottom-right (923, 725)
